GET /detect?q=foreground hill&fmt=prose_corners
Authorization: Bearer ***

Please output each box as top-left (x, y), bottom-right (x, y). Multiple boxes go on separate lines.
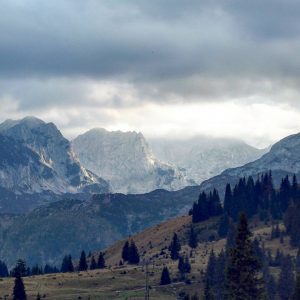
top-left (149, 136), bottom-right (268, 184)
top-left (0, 186), bottom-right (200, 267)
top-left (200, 132), bottom-right (300, 196)
top-left (72, 128), bottom-right (193, 194)
top-left (0, 214), bottom-right (295, 299)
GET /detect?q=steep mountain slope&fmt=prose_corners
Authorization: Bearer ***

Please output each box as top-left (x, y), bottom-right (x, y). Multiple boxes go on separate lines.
top-left (72, 128), bottom-right (194, 193)
top-left (149, 136), bottom-right (268, 184)
top-left (0, 185), bottom-right (200, 267)
top-left (0, 117), bottom-right (109, 195)
top-left (200, 132), bottom-right (300, 195)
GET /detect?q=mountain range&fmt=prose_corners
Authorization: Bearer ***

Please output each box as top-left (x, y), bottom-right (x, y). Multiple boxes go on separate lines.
top-left (149, 136), bottom-right (268, 184)
top-left (0, 116), bottom-right (266, 212)
top-left (0, 116), bottom-right (300, 267)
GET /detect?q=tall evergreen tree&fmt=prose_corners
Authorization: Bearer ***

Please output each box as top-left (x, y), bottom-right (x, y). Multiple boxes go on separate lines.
top-left (122, 240), bottom-right (130, 262)
top-left (279, 175), bottom-right (292, 212)
top-left (214, 249), bottom-right (226, 300)
top-left (44, 264), bottom-right (58, 274)
top-left (97, 252), bottom-right (106, 269)
top-left (0, 260), bottom-right (9, 277)
top-left (218, 213), bottom-right (230, 238)
top-left (225, 220), bottom-right (236, 253)
top-left (61, 255), bottom-right (74, 273)
top-left (278, 254), bottom-right (295, 300)
top-left (128, 240), bottom-right (140, 264)
top-left (285, 202), bottom-right (300, 246)
top-left (79, 250), bottom-right (88, 271)
top-left (188, 226), bottom-right (198, 249)
top-left (169, 233), bottom-right (181, 260)
top-left (178, 255), bottom-right (191, 279)
top-left (31, 265), bottom-right (43, 276)
top-left (206, 249), bottom-right (217, 287)
top-left (160, 266), bottom-right (171, 285)
top-left (226, 213), bottom-right (264, 299)
top-left (90, 256), bottom-right (97, 270)
top-left (224, 183), bottom-right (232, 215)
top-left (292, 174), bottom-right (298, 200)
top-left (13, 275), bottom-right (27, 300)
top-left (262, 261), bottom-right (276, 300)
top-left (12, 259), bottom-right (27, 277)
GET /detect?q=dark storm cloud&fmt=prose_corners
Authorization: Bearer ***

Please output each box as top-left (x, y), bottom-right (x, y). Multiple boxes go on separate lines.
top-left (0, 0), bottom-right (299, 78)
top-left (1, 0), bottom-right (300, 107)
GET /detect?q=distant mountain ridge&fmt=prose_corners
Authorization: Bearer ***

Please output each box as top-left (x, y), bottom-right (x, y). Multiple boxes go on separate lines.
top-left (149, 136), bottom-right (268, 184)
top-left (199, 132), bottom-right (300, 195)
top-left (0, 185), bottom-right (200, 266)
top-left (72, 128), bottom-right (194, 194)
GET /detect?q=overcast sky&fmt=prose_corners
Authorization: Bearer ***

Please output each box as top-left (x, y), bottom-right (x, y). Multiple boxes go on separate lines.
top-left (1, 0), bottom-right (300, 148)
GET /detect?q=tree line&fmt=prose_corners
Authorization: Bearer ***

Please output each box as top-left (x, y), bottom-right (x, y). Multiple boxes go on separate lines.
top-left (1, 250), bottom-right (107, 300)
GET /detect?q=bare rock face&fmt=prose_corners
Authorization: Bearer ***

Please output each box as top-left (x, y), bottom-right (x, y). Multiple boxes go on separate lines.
top-left (72, 128), bottom-right (193, 194)
top-left (0, 117), bottom-right (109, 194)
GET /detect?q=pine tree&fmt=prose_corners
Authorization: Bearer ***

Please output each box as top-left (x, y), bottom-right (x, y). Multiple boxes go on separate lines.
top-left (160, 266), bottom-right (171, 285)
top-left (188, 226), bottom-right (198, 249)
top-left (169, 233), bottom-right (181, 260)
top-left (97, 252), bottom-right (106, 269)
top-left (128, 240), bottom-right (140, 264)
top-left (278, 254), bottom-right (295, 300)
top-left (61, 255), bottom-right (74, 273)
top-left (178, 255), bottom-right (191, 279)
top-left (90, 256), bottom-right (97, 270)
top-left (206, 249), bottom-right (216, 287)
top-left (178, 256), bottom-right (185, 278)
top-left (218, 213), bottom-right (230, 238)
top-left (224, 183), bottom-right (232, 215)
top-left (79, 250), bottom-right (88, 271)
top-left (0, 260), bottom-right (9, 277)
top-left (122, 240), bottom-right (130, 262)
top-left (12, 259), bottom-right (27, 277)
top-left (13, 275), bottom-right (27, 300)
top-left (285, 202), bottom-right (300, 246)
top-left (292, 174), bottom-right (298, 200)
top-left (68, 255), bottom-right (74, 272)
top-left (214, 249), bottom-right (226, 300)
top-left (226, 213), bottom-right (264, 299)
top-left (262, 261), bottom-right (276, 300)
top-left (225, 220), bottom-right (236, 254)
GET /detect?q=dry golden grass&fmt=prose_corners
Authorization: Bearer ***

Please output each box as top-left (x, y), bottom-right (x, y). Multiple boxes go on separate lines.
top-left (0, 216), bottom-right (296, 299)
